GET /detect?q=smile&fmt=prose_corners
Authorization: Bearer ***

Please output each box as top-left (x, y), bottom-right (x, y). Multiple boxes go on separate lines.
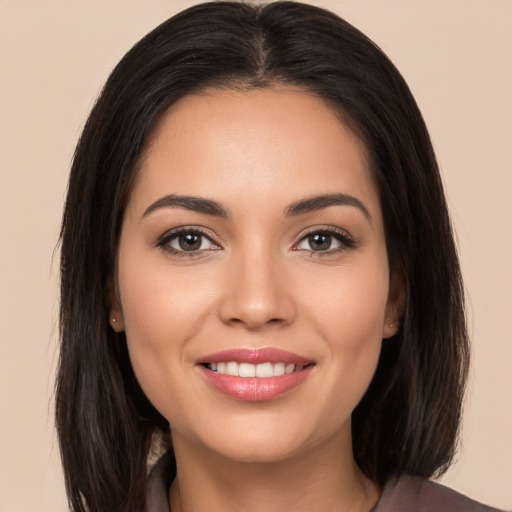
top-left (198, 348), bottom-right (314, 401)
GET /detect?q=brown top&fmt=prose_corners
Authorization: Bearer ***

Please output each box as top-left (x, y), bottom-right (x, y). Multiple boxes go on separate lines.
top-left (370, 475), bottom-right (504, 512)
top-left (145, 451), bottom-right (505, 512)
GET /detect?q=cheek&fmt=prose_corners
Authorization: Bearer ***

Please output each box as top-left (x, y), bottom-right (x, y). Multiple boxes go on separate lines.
top-left (301, 257), bottom-right (389, 400)
top-left (304, 257), bottom-right (390, 343)
top-left (118, 247), bottom-right (217, 343)
top-left (116, 253), bottom-right (217, 411)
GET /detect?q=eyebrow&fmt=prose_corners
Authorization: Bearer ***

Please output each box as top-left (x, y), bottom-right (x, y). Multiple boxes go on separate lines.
top-left (142, 192), bottom-right (371, 221)
top-left (285, 193), bottom-right (371, 221)
top-left (143, 194), bottom-right (229, 218)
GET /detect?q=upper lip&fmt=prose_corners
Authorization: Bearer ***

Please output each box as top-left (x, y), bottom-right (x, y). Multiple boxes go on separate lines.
top-left (197, 348), bottom-right (313, 366)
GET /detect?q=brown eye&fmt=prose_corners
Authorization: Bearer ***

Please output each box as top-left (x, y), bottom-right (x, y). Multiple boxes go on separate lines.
top-left (176, 233), bottom-right (203, 251)
top-left (295, 228), bottom-right (355, 254)
top-left (297, 231), bottom-right (342, 252)
top-left (158, 229), bottom-right (219, 253)
top-left (308, 233), bottom-right (333, 251)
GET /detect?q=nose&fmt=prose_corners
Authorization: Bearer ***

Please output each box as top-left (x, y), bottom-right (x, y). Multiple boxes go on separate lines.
top-left (218, 250), bottom-right (296, 330)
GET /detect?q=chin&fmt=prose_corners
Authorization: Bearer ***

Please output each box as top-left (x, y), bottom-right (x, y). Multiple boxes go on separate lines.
top-left (200, 432), bottom-right (307, 464)
top-left (171, 405), bottom-right (351, 466)
top-left (169, 411), bottom-right (305, 463)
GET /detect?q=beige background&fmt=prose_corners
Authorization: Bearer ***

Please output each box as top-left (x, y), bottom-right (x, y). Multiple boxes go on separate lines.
top-left (1, 1), bottom-right (510, 510)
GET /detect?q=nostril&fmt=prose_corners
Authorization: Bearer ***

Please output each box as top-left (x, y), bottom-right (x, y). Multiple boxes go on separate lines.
top-left (217, 278), bottom-right (296, 329)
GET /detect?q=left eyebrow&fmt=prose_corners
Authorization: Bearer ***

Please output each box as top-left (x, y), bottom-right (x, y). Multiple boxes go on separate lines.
top-left (142, 194), bottom-right (229, 218)
top-left (285, 193), bottom-right (372, 222)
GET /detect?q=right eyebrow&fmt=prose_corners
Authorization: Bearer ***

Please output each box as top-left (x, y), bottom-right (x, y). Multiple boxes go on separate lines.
top-left (142, 194), bottom-right (229, 219)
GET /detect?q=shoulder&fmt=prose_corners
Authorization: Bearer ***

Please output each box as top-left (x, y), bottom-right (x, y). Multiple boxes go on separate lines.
top-left (372, 475), bottom-right (506, 512)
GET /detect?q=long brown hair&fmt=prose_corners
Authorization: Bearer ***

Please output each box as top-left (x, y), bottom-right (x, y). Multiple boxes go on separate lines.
top-left (57, 2), bottom-right (469, 511)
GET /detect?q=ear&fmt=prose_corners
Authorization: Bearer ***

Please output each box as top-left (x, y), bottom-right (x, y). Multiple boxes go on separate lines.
top-left (107, 277), bottom-right (125, 332)
top-left (382, 272), bottom-right (405, 339)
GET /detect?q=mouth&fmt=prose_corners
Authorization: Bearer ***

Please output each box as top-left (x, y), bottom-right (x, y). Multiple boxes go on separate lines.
top-left (197, 348), bottom-right (315, 401)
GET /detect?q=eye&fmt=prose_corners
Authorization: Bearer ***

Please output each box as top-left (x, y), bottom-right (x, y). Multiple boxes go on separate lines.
top-left (157, 228), bottom-right (220, 254)
top-left (295, 228), bottom-right (355, 253)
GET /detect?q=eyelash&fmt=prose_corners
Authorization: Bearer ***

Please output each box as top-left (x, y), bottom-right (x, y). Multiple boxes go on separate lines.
top-left (293, 227), bottom-right (356, 257)
top-left (156, 226), bottom-right (356, 257)
top-left (156, 227), bottom-right (220, 258)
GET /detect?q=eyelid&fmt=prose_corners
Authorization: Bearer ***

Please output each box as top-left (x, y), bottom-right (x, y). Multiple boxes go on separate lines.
top-left (156, 226), bottom-right (222, 255)
top-left (292, 226), bottom-right (356, 253)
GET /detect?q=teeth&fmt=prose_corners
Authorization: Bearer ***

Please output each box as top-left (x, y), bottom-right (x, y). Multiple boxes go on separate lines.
top-left (208, 361), bottom-right (304, 377)
top-left (256, 362), bottom-right (273, 378)
top-left (239, 363), bottom-right (256, 377)
top-left (273, 362), bottom-right (285, 376)
top-left (226, 361), bottom-right (238, 376)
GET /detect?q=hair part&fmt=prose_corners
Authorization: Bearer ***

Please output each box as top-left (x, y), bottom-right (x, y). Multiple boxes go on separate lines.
top-left (57, 2), bottom-right (469, 511)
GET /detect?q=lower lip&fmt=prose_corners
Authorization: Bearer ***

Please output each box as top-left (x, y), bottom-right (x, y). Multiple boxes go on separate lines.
top-left (199, 365), bottom-right (313, 401)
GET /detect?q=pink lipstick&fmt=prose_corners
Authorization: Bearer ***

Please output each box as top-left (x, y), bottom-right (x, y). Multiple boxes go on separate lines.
top-left (197, 348), bottom-right (314, 401)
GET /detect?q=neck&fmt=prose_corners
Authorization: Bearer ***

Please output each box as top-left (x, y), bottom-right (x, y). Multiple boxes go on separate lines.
top-left (168, 426), bottom-right (380, 512)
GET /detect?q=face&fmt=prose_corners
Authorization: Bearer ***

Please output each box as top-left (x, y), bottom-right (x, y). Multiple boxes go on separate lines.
top-left (111, 88), bottom-right (400, 463)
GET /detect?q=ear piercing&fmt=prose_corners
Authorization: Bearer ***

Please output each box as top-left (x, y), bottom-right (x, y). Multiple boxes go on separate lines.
top-left (112, 317), bottom-right (116, 323)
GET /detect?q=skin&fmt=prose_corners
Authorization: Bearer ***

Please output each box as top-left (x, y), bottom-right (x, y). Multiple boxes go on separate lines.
top-left (111, 87), bottom-right (402, 512)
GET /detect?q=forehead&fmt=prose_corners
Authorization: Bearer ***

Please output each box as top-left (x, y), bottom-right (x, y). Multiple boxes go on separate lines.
top-left (130, 87), bottom-right (380, 219)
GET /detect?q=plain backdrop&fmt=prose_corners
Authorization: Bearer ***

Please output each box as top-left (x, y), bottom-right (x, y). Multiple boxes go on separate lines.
top-left (0, 1), bottom-right (510, 510)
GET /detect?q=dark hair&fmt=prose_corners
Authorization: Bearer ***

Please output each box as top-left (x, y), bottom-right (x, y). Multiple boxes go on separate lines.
top-left (57, 2), bottom-right (469, 511)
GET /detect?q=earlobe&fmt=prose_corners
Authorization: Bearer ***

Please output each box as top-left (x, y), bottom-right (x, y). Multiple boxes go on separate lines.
top-left (382, 272), bottom-right (405, 339)
top-left (382, 319), bottom-right (399, 339)
top-left (109, 312), bottom-right (125, 332)
top-left (107, 278), bottom-right (125, 332)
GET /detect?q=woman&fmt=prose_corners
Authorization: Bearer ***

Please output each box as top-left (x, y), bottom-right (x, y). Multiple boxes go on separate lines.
top-left (56, 2), bottom-right (503, 511)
